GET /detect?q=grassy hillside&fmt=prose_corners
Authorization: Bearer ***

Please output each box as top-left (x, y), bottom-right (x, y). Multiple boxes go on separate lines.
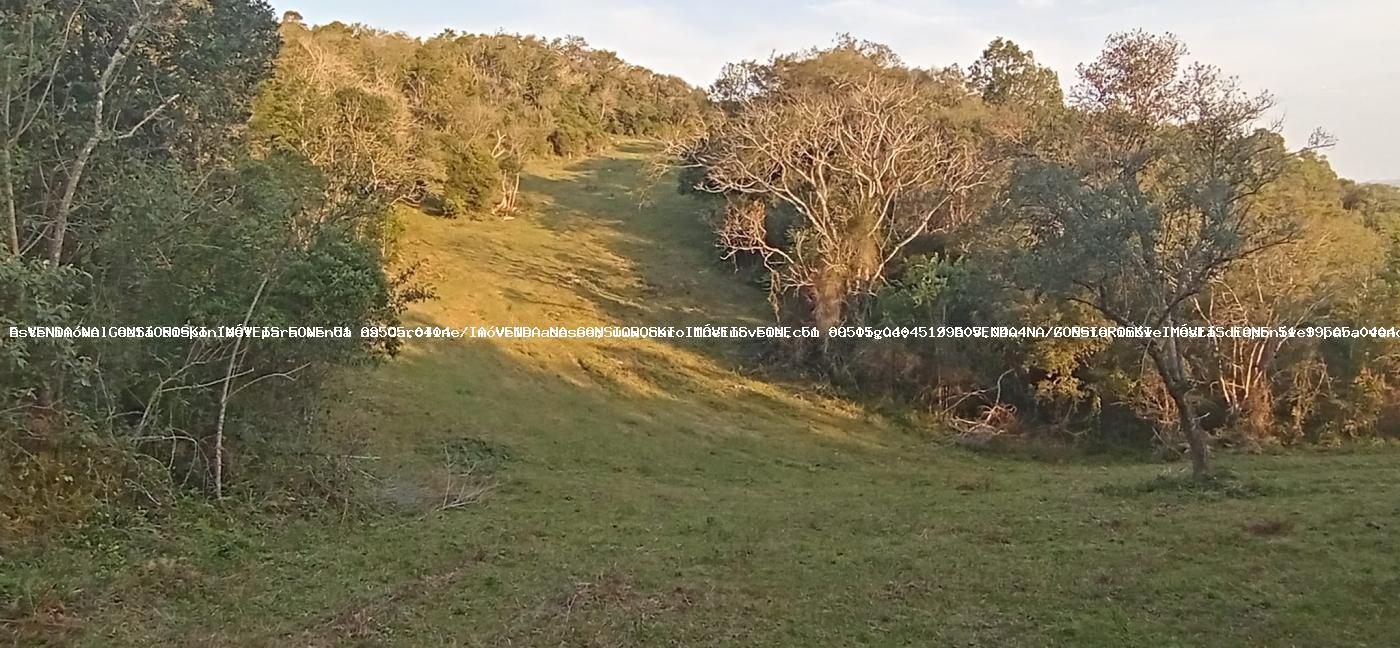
top-left (7, 142), bottom-right (1400, 646)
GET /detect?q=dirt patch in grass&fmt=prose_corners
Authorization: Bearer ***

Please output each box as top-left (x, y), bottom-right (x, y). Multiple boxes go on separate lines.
top-left (499, 571), bottom-right (705, 646)
top-left (1244, 518), bottom-right (1296, 537)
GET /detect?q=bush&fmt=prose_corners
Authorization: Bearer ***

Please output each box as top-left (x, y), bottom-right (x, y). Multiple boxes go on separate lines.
top-left (548, 102), bottom-right (607, 157)
top-left (437, 140), bottom-right (501, 217)
top-left (0, 258), bottom-right (90, 417)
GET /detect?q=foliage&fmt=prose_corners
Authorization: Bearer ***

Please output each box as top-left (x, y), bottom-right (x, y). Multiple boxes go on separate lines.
top-left (252, 18), bottom-right (706, 218)
top-left (0, 0), bottom-right (412, 523)
top-left (1, 2), bottom-right (707, 533)
top-left (0, 259), bottom-right (89, 424)
top-left (687, 32), bottom-right (1400, 465)
top-left (685, 43), bottom-right (994, 330)
top-left (436, 139), bottom-right (501, 217)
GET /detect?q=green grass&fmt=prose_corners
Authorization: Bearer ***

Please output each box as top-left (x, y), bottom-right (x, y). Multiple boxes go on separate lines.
top-left (6, 141), bottom-right (1400, 646)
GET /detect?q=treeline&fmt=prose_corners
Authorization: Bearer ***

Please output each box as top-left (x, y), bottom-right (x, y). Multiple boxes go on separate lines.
top-left (0, 0), bottom-right (701, 530)
top-left (255, 13), bottom-right (706, 217)
top-left (680, 35), bottom-right (1400, 474)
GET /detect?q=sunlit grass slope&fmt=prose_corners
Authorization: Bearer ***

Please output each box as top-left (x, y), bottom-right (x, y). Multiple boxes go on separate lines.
top-left (12, 141), bottom-right (1400, 647)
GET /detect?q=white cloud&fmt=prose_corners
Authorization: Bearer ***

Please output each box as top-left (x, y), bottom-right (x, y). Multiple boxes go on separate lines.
top-left (809, 0), bottom-right (964, 25)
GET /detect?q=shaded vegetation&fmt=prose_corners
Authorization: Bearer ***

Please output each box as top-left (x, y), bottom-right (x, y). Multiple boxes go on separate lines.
top-left (3, 3), bottom-right (1399, 645)
top-left (5, 145), bottom-right (1399, 647)
top-left (678, 33), bottom-right (1400, 471)
top-left (1, 2), bottom-right (703, 535)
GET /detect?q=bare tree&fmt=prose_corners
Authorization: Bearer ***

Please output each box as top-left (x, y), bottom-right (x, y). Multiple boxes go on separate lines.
top-left (682, 76), bottom-right (990, 329)
top-left (47, 0), bottom-right (180, 264)
top-left (0, 2), bottom-right (83, 256)
top-left (1191, 207), bottom-right (1380, 442)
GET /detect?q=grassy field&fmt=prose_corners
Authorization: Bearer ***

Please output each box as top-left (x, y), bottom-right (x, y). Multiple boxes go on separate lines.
top-left (6, 142), bottom-right (1400, 646)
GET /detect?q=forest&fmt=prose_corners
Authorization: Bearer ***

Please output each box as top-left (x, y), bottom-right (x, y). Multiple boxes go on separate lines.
top-left (676, 34), bottom-right (1400, 476)
top-left (3, 0), bottom-right (1399, 644)
top-left (2, 2), bottom-right (706, 513)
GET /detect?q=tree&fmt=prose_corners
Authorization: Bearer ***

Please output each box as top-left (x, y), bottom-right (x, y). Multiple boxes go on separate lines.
top-left (1188, 154), bottom-right (1383, 443)
top-left (0, 0), bottom-right (280, 417)
top-left (1, 1), bottom-right (416, 502)
top-left (968, 38), bottom-right (1063, 111)
top-left (0, 0), bottom-right (280, 266)
top-left (687, 73), bottom-right (990, 330)
top-left (1007, 31), bottom-right (1318, 477)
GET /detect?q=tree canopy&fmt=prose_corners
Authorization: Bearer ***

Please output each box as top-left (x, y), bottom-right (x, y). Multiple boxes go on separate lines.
top-left (683, 32), bottom-right (1400, 470)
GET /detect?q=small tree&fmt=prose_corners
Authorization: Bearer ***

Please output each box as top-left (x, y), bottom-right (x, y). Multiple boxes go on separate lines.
top-left (437, 139), bottom-right (501, 217)
top-left (1008, 31), bottom-right (1322, 477)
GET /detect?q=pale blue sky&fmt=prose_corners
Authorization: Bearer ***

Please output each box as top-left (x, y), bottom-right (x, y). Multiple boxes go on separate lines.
top-left (270, 0), bottom-right (1398, 181)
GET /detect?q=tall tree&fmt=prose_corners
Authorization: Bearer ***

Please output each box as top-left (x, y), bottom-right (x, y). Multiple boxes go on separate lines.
top-left (1008, 31), bottom-right (1319, 476)
top-left (968, 38), bottom-right (1063, 111)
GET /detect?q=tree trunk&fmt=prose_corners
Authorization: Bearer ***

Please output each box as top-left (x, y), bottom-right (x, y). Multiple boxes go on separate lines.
top-left (1237, 378), bottom-right (1274, 443)
top-left (213, 350), bottom-right (233, 499)
top-left (2, 145), bottom-right (19, 255)
top-left (49, 136), bottom-right (99, 263)
top-left (212, 276), bottom-right (269, 500)
top-left (1166, 376), bottom-right (1212, 478)
top-left (1149, 336), bottom-right (1213, 479)
top-left (811, 264), bottom-right (849, 334)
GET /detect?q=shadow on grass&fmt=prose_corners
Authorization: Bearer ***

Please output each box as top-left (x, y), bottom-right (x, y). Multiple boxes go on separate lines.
top-left (1095, 468), bottom-right (1288, 500)
top-left (944, 431), bottom-right (1162, 468)
top-left (331, 333), bottom-right (892, 491)
top-left (519, 143), bottom-right (768, 341)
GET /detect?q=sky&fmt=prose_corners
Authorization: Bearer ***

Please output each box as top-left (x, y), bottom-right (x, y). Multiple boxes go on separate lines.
top-left (269, 0), bottom-right (1399, 182)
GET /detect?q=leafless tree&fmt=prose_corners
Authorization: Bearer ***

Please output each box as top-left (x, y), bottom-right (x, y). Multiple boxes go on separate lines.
top-left (681, 76), bottom-right (991, 329)
top-left (1191, 213), bottom-right (1379, 442)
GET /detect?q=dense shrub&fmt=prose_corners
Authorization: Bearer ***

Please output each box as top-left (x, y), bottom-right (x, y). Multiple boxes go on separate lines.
top-left (437, 141), bottom-right (502, 216)
top-left (254, 18), bottom-right (707, 219)
top-left (686, 34), bottom-right (1400, 464)
top-left (0, 1), bottom-right (420, 528)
